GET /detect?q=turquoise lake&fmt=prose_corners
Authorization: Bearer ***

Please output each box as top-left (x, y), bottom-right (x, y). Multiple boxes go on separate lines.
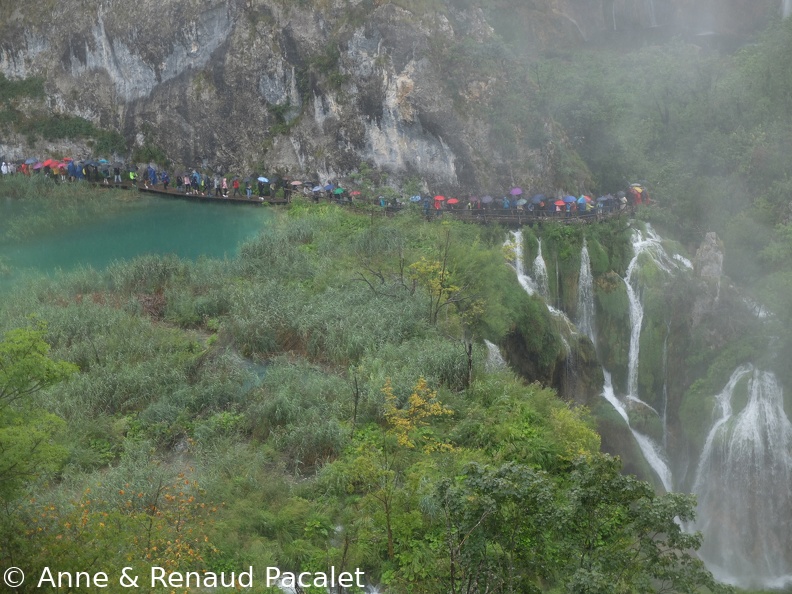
top-left (0, 194), bottom-right (272, 286)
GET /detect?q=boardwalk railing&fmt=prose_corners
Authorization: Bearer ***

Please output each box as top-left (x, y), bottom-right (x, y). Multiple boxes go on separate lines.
top-left (95, 181), bottom-right (628, 225)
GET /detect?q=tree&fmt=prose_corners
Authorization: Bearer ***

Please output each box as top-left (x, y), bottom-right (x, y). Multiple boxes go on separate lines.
top-left (0, 325), bottom-right (77, 501)
top-left (429, 455), bottom-right (730, 594)
top-left (383, 377), bottom-right (453, 452)
top-left (555, 454), bottom-right (732, 594)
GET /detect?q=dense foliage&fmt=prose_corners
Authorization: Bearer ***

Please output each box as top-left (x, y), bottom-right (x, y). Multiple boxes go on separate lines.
top-left (0, 185), bottom-right (727, 592)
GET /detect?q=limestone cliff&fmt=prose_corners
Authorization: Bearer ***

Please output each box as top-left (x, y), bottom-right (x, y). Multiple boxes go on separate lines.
top-left (0, 0), bottom-right (782, 190)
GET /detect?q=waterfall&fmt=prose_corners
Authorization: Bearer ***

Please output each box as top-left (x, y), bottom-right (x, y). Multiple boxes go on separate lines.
top-left (623, 227), bottom-right (675, 399)
top-left (661, 321), bottom-right (669, 448)
top-left (509, 232), bottom-right (573, 353)
top-left (693, 366), bottom-right (792, 589)
top-left (509, 230), bottom-right (536, 295)
top-left (646, 0), bottom-right (657, 26)
top-left (532, 239), bottom-right (549, 298)
top-left (785, 0), bottom-right (792, 19)
top-left (598, 226), bottom-right (679, 492)
top-left (600, 371), bottom-right (673, 492)
top-left (576, 239), bottom-right (596, 345)
top-left (484, 339), bottom-right (507, 370)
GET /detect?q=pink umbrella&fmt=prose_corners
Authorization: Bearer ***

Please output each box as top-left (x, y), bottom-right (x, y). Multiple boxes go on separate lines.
top-left (510, 187), bottom-right (523, 196)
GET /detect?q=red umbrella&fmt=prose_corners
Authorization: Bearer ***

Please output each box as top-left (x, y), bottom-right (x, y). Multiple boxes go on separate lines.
top-left (350, 190), bottom-right (361, 195)
top-left (42, 158), bottom-right (56, 167)
top-left (62, 157), bottom-right (73, 162)
top-left (434, 195), bottom-right (446, 201)
top-left (554, 200), bottom-right (565, 206)
top-left (447, 198), bottom-right (459, 204)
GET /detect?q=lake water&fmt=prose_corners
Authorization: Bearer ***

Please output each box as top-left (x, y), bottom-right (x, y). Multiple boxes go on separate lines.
top-left (0, 194), bottom-right (273, 286)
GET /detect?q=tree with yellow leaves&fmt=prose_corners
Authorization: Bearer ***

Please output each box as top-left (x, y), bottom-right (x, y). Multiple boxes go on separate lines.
top-left (382, 376), bottom-right (453, 453)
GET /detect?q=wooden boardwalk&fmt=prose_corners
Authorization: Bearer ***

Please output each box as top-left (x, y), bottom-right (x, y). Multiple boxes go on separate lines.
top-left (96, 181), bottom-right (625, 225)
top-left (430, 208), bottom-right (623, 227)
top-left (96, 181), bottom-right (289, 205)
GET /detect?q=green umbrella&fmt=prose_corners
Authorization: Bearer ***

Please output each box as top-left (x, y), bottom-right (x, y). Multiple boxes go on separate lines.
top-left (333, 187), bottom-right (345, 194)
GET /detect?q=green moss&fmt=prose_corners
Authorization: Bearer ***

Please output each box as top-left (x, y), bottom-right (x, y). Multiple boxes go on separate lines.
top-left (594, 272), bottom-right (629, 389)
top-left (680, 379), bottom-right (718, 454)
top-left (587, 238), bottom-right (610, 275)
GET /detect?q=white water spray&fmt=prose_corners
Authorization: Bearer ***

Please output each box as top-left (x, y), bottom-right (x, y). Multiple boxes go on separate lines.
top-left (576, 239), bottom-right (596, 345)
top-left (532, 239), bottom-right (550, 298)
top-left (598, 226), bottom-right (679, 491)
top-left (600, 371), bottom-right (673, 492)
top-left (693, 366), bottom-right (792, 589)
top-left (509, 231), bottom-right (536, 295)
top-left (484, 339), bottom-right (507, 370)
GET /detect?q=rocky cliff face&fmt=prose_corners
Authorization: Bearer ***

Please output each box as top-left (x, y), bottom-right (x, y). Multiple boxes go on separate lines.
top-left (0, 0), bottom-right (782, 190)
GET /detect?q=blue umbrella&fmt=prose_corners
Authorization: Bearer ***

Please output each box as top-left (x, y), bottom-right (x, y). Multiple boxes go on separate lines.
top-left (531, 194), bottom-right (545, 204)
top-left (577, 196), bottom-right (587, 205)
top-left (98, 158), bottom-right (109, 164)
top-left (481, 195), bottom-right (494, 204)
top-left (257, 176), bottom-right (269, 183)
top-left (410, 195), bottom-right (422, 203)
top-left (324, 184), bottom-right (334, 191)
top-left (25, 158), bottom-right (38, 164)
top-left (563, 195), bottom-right (577, 203)
top-left (311, 185), bottom-right (322, 192)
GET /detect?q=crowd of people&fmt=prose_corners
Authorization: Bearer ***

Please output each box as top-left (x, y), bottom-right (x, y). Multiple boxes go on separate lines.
top-left (1, 158), bottom-right (650, 218)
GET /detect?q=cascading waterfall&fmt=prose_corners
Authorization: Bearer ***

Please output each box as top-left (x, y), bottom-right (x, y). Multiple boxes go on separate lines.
top-left (484, 339), bottom-right (507, 370)
top-left (624, 227), bottom-right (674, 402)
top-left (600, 371), bottom-right (673, 492)
top-left (509, 230), bottom-right (537, 295)
top-left (661, 321), bottom-right (669, 448)
top-left (646, 0), bottom-right (657, 26)
top-left (509, 232), bottom-right (573, 352)
top-left (576, 239), bottom-right (596, 345)
top-left (693, 366), bottom-right (792, 589)
top-left (532, 239), bottom-right (550, 298)
top-left (597, 226), bottom-right (676, 491)
top-left (509, 223), bottom-right (792, 587)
